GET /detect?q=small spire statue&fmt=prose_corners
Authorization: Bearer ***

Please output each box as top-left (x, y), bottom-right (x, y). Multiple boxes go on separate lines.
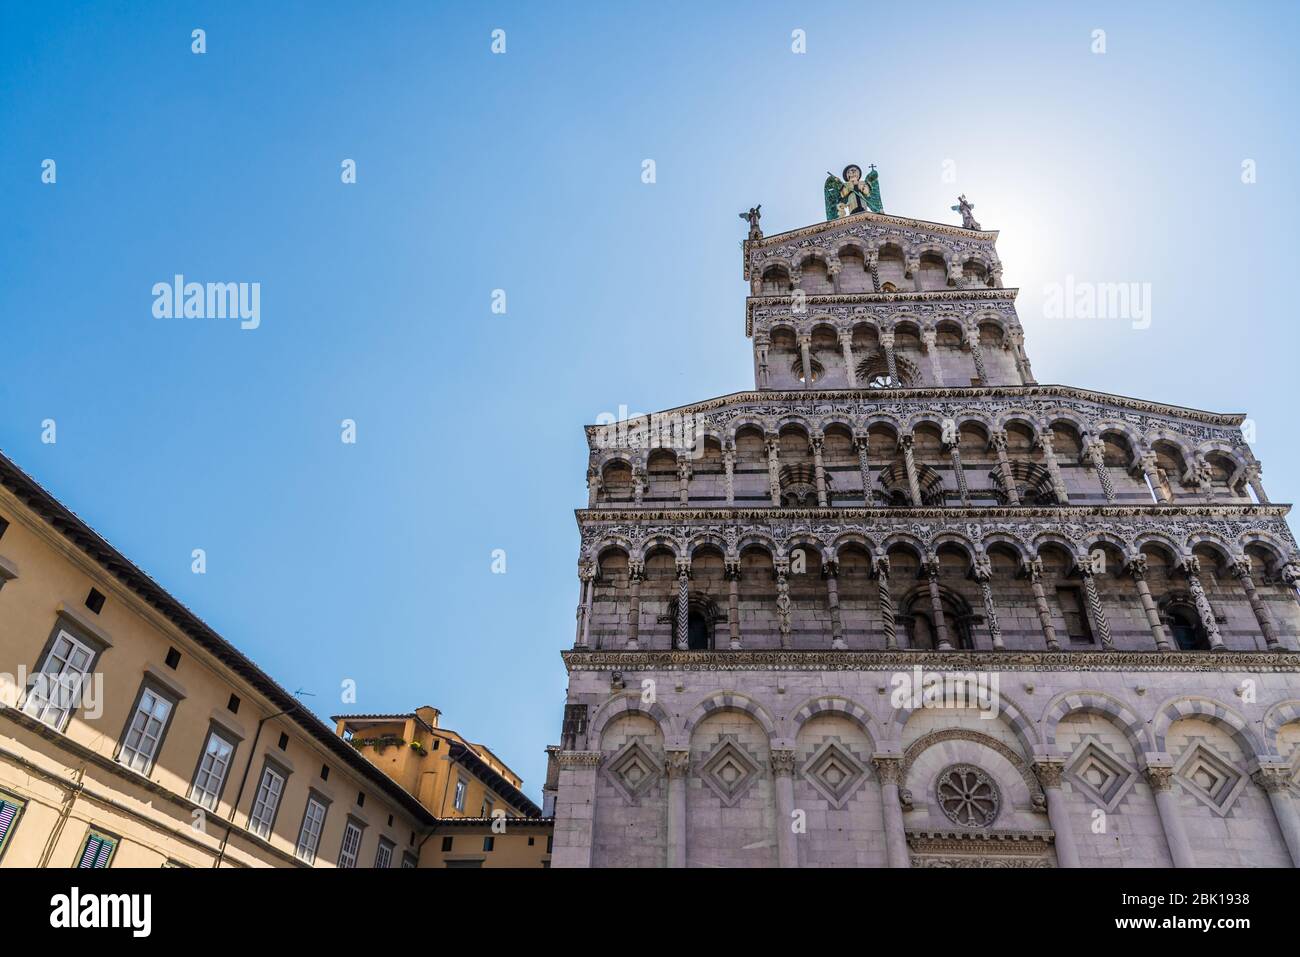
top-left (738, 204), bottom-right (763, 240)
top-left (952, 194), bottom-right (981, 230)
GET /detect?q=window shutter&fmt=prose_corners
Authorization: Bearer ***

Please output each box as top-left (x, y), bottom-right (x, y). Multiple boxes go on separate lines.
top-left (0, 799), bottom-right (20, 850)
top-left (78, 832), bottom-right (117, 869)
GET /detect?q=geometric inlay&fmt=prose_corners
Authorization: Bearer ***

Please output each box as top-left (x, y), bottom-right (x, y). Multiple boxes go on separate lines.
top-left (1065, 736), bottom-right (1138, 811)
top-left (1173, 744), bottom-right (1246, 817)
top-left (801, 739), bottom-right (868, 809)
top-left (935, 764), bottom-right (1001, 828)
top-left (699, 735), bottom-right (762, 807)
top-left (602, 738), bottom-right (663, 805)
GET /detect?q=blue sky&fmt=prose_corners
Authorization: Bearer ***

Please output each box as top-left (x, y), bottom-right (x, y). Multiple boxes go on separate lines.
top-left (2, 1), bottom-right (1296, 800)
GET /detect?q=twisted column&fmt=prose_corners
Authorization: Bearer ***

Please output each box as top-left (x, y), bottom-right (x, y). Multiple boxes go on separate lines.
top-left (964, 323), bottom-right (988, 383)
top-left (879, 329), bottom-right (899, 383)
top-left (1079, 561), bottom-right (1113, 650)
top-left (876, 557), bottom-right (897, 650)
top-left (1180, 557), bottom-right (1224, 651)
top-left (1084, 439), bottom-right (1116, 503)
top-left (674, 559), bottom-right (691, 650)
top-left (866, 250), bottom-right (881, 292)
top-left (1125, 556), bottom-right (1172, 651)
top-left (1232, 557), bottom-right (1281, 650)
top-left (990, 430), bottom-right (1020, 505)
top-left (1024, 558), bottom-right (1061, 650)
top-left (900, 433), bottom-right (923, 506)
top-left (856, 434), bottom-right (873, 506)
top-left (972, 556), bottom-right (1004, 650)
top-left (946, 439), bottom-right (970, 506)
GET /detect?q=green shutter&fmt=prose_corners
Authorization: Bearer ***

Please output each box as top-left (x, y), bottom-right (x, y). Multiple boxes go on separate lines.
top-left (77, 830), bottom-right (118, 869)
top-left (0, 795), bottom-right (24, 861)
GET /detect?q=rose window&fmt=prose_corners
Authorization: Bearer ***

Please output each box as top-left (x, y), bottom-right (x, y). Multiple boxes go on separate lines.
top-left (936, 764), bottom-right (1000, 827)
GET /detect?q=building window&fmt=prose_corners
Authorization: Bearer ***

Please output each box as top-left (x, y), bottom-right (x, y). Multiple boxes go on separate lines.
top-left (117, 683), bottom-right (177, 775)
top-left (76, 829), bottom-right (119, 869)
top-left (0, 791), bottom-right (26, 863)
top-left (374, 838), bottom-right (395, 869)
top-left (480, 799), bottom-right (493, 818)
top-left (453, 778), bottom-right (467, 812)
top-left (295, 795), bottom-right (329, 864)
top-left (84, 588), bottom-right (105, 614)
top-left (22, 629), bottom-right (97, 731)
top-left (441, 836), bottom-right (453, 852)
top-left (401, 852), bottom-right (418, 868)
top-left (546, 835), bottom-right (553, 853)
top-left (337, 819), bottom-right (363, 869)
top-left (248, 763), bottom-right (287, 839)
top-left (189, 728), bottom-right (236, 810)
top-left (483, 836), bottom-right (495, 852)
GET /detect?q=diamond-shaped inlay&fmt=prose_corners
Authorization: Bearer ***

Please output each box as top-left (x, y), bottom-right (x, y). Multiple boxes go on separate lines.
top-left (801, 739), bottom-right (867, 808)
top-left (602, 738), bottom-right (663, 805)
top-left (699, 736), bottom-right (762, 807)
top-left (1066, 736), bottom-right (1138, 811)
top-left (1174, 743), bottom-right (1245, 817)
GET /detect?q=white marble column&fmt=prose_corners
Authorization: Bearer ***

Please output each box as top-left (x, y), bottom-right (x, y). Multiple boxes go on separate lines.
top-left (772, 750), bottom-right (798, 868)
top-left (1033, 760), bottom-right (1080, 867)
top-left (1254, 765), bottom-right (1300, 867)
top-left (1232, 557), bottom-right (1282, 651)
top-left (839, 329), bottom-right (857, 388)
top-left (1125, 556), bottom-right (1173, 651)
top-left (873, 755), bottom-right (910, 868)
top-left (665, 750), bottom-right (689, 867)
top-left (1146, 763), bottom-right (1195, 867)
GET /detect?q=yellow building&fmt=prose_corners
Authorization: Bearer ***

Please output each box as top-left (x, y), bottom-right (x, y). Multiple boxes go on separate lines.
top-left (0, 451), bottom-right (434, 867)
top-left (335, 707), bottom-right (553, 867)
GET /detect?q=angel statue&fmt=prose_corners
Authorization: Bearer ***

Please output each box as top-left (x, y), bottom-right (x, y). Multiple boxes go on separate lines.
top-left (824, 163), bottom-right (883, 220)
top-left (738, 204), bottom-right (763, 240)
top-left (951, 194), bottom-right (982, 230)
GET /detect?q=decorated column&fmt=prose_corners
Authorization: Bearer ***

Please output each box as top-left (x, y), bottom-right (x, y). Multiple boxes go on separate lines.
top-left (1083, 438), bottom-right (1116, 503)
top-left (771, 750), bottom-right (798, 868)
top-left (1036, 427), bottom-right (1069, 504)
top-left (722, 446), bottom-right (736, 506)
top-left (798, 333), bottom-right (814, 390)
top-left (990, 430), bottom-right (1020, 505)
top-left (766, 436), bottom-right (781, 506)
top-left (1179, 557), bottom-right (1225, 651)
top-left (1140, 451), bottom-right (1173, 504)
top-left (872, 755), bottom-right (910, 868)
top-left (775, 558), bottom-right (793, 649)
top-left (964, 322), bottom-right (988, 384)
top-left (900, 433), bottom-right (923, 506)
top-left (1125, 556), bottom-right (1173, 651)
top-left (824, 560), bottom-right (846, 649)
top-left (1078, 559), bottom-right (1114, 650)
top-left (674, 558), bottom-right (691, 650)
top-left (856, 434), bottom-right (873, 505)
top-left (725, 558), bottom-right (742, 650)
top-left (676, 456), bottom-right (691, 506)
top-left (924, 557), bottom-right (954, 650)
top-left (1033, 761), bottom-right (1080, 868)
top-left (626, 560), bottom-right (644, 651)
top-left (1232, 557), bottom-right (1281, 651)
top-left (880, 328), bottom-right (899, 382)
top-left (971, 555), bottom-right (1004, 650)
top-left (811, 435), bottom-right (828, 507)
top-left (1024, 558), bottom-right (1061, 650)
top-left (946, 438), bottom-right (971, 506)
top-left (839, 329), bottom-right (857, 387)
top-left (876, 557), bottom-right (898, 650)
top-left (921, 328), bottom-right (943, 385)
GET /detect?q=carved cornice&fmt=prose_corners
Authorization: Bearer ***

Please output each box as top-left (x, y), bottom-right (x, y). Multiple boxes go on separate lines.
top-left (577, 504), bottom-right (1290, 524)
top-left (582, 384), bottom-right (1246, 438)
top-left (561, 649), bottom-right (1300, 674)
top-left (555, 750), bottom-right (603, 768)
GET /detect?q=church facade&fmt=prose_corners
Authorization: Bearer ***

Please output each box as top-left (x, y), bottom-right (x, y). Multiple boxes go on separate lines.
top-left (545, 173), bottom-right (1300, 868)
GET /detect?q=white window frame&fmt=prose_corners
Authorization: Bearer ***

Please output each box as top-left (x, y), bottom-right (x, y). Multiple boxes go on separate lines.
top-left (374, 838), bottom-right (394, 869)
top-left (337, 819), bottom-right (363, 868)
top-left (296, 795), bottom-right (328, 864)
top-left (190, 728), bottom-right (236, 810)
top-left (248, 764), bottom-right (286, 839)
top-left (22, 629), bottom-right (95, 731)
top-left (453, 778), bottom-right (467, 812)
top-left (117, 684), bottom-right (175, 774)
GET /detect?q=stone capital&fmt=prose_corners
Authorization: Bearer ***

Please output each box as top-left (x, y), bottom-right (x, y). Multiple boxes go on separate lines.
top-left (770, 749), bottom-right (797, 777)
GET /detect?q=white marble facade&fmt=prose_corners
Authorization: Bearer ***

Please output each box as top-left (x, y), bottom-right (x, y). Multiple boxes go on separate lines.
top-left (549, 202), bottom-right (1300, 868)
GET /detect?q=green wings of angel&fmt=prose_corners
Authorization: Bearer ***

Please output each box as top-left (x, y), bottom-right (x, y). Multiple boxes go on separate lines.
top-left (824, 165), bottom-right (883, 220)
